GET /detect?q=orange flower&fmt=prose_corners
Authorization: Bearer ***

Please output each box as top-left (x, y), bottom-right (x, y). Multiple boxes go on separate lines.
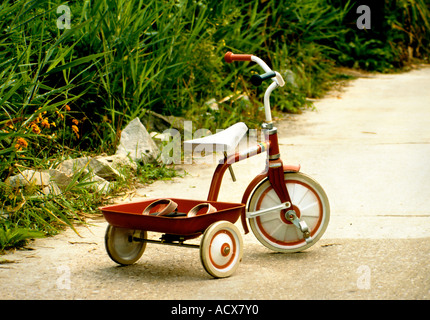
top-left (71, 125), bottom-right (79, 138)
top-left (31, 123), bottom-right (41, 134)
top-left (65, 105), bottom-right (71, 111)
top-left (15, 138), bottom-right (28, 151)
top-left (72, 118), bottom-right (79, 125)
top-left (56, 111), bottom-right (64, 120)
top-left (41, 118), bottom-right (50, 129)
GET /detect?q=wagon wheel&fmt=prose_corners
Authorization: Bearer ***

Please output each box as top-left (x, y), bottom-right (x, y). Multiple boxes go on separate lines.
top-left (200, 221), bottom-right (243, 278)
top-left (105, 225), bottom-right (147, 265)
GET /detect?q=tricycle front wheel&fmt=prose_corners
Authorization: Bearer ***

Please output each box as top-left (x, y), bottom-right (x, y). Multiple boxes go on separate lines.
top-left (105, 225), bottom-right (147, 265)
top-left (200, 221), bottom-right (243, 278)
top-left (248, 172), bottom-right (330, 253)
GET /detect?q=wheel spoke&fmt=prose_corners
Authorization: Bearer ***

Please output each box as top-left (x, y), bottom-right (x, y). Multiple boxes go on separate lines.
top-left (303, 215), bottom-right (319, 229)
top-left (296, 187), bottom-right (310, 206)
top-left (265, 190), bottom-right (280, 205)
top-left (287, 182), bottom-right (296, 202)
top-left (283, 225), bottom-right (300, 242)
top-left (294, 226), bottom-right (302, 240)
top-left (261, 218), bottom-right (282, 235)
top-left (300, 201), bottom-right (319, 217)
top-left (268, 222), bottom-right (284, 238)
top-left (259, 212), bottom-right (281, 223)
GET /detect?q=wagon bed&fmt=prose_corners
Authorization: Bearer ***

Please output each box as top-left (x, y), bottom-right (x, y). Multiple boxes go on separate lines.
top-left (100, 198), bottom-right (244, 236)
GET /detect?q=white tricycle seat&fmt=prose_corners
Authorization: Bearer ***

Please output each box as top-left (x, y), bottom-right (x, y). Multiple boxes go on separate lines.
top-left (184, 122), bottom-right (248, 154)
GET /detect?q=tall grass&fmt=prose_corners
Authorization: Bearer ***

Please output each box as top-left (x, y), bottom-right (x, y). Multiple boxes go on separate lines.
top-left (0, 0), bottom-right (114, 249)
top-left (329, 0), bottom-right (430, 71)
top-left (79, 0), bottom-right (350, 137)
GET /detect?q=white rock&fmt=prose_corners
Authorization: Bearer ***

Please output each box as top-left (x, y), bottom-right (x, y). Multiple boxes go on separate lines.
top-left (57, 157), bottom-right (121, 181)
top-left (96, 154), bottom-right (137, 172)
top-left (6, 170), bottom-right (51, 188)
top-left (6, 170), bottom-right (62, 196)
top-left (47, 169), bottom-right (73, 191)
top-left (42, 183), bottom-right (62, 196)
top-left (86, 174), bottom-right (111, 193)
top-left (115, 117), bottom-right (159, 163)
top-left (4, 152), bottom-right (140, 196)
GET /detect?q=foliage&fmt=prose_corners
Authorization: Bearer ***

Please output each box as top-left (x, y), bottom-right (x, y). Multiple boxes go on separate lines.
top-left (329, 0), bottom-right (430, 72)
top-left (0, 223), bottom-right (45, 252)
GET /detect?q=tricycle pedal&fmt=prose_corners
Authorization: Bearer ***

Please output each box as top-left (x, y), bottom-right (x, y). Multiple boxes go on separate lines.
top-left (285, 210), bottom-right (312, 243)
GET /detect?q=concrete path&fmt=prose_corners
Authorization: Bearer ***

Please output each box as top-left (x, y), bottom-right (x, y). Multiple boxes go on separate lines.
top-left (1, 66), bottom-right (429, 301)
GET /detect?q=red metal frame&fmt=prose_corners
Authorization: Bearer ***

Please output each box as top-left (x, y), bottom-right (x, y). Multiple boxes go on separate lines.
top-left (206, 130), bottom-right (300, 234)
top-left (100, 198), bottom-right (244, 237)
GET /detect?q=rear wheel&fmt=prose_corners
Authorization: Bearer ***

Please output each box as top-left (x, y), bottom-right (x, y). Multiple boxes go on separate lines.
top-left (105, 225), bottom-right (147, 265)
top-left (248, 172), bottom-right (330, 253)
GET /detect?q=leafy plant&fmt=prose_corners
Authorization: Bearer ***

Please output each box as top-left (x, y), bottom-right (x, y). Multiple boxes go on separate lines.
top-left (0, 222), bottom-right (45, 251)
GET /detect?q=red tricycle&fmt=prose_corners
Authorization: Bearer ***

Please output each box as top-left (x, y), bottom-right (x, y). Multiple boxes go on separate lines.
top-left (100, 52), bottom-right (330, 278)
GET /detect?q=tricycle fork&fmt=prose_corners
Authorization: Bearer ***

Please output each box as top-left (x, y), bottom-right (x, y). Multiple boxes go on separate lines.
top-left (265, 124), bottom-right (293, 208)
top-left (264, 124), bottom-right (311, 241)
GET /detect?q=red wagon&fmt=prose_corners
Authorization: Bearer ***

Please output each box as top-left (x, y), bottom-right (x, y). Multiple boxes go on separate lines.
top-left (100, 198), bottom-right (245, 278)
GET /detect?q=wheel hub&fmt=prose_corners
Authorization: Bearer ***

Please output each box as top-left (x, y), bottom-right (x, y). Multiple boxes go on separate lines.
top-left (280, 205), bottom-right (300, 224)
top-left (221, 243), bottom-right (231, 256)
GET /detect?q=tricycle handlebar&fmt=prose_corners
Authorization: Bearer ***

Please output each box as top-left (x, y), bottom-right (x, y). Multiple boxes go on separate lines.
top-left (224, 51), bottom-right (285, 123)
top-left (251, 71), bottom-right (276, 86)
top-left (224, 52), bottom-right (252, 63)
top-left (224, 51), bottom-right (272, 73)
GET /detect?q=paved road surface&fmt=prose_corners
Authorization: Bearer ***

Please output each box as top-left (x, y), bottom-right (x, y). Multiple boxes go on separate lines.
top-left (1, 66), bottom-right (429, 301)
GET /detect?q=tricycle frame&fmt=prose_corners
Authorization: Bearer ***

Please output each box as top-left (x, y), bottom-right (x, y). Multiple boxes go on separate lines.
top-left (207, 123), bottom-right (300, 235)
